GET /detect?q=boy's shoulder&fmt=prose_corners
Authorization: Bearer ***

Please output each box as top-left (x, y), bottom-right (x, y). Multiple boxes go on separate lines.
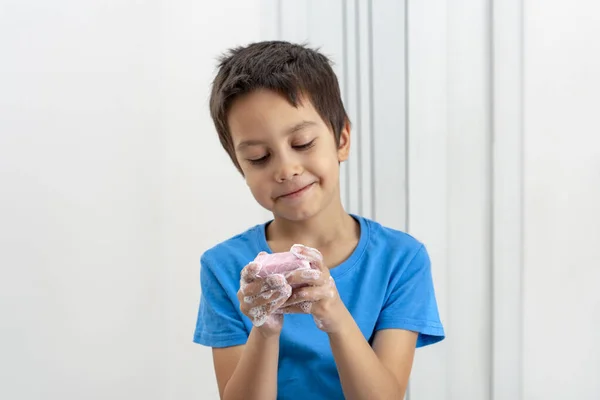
top-left (361, 215), bottom-right (424, 253)
top-left (200, 222), bottom-right (265, 267)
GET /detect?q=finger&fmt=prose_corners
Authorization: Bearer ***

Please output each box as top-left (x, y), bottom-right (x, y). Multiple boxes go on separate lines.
top-left (284, 269), bottom-right (327, 287)
top-left (241, 274), bottom-right (287, 296)
top-left (241, 285), bottom-right (291, 309)
top-left (282, 285), bottom-right (334, 308)
top-left (290, 244), bottom-right (323, 262)
top-left (247, 286), bottom-right (292, 326)
top-left (290, 244), bottom-right (326, 272)
top-left (240, 261), bottom-right (262, 285)
top-left (268, 287), bottom-right (292, 312)
top-left (277, 301), bottom-right (313, 314)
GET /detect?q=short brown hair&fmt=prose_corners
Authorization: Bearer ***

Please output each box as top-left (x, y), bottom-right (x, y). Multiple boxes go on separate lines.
top-left (209, 40), bottom-right (349, 173)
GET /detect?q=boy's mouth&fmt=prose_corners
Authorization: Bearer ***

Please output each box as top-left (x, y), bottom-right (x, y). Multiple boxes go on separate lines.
top-left (277, 182), bottom-right (315, 199)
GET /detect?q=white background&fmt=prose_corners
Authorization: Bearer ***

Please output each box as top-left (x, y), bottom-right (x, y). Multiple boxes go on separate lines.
top-left (1, 1), bottom-right (598, 399)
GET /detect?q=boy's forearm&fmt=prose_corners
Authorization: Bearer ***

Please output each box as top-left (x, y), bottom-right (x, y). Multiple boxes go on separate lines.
top-left (223, 328), bottom-right (280, 400)
top-left (328, 308), bottom-right (404, 400)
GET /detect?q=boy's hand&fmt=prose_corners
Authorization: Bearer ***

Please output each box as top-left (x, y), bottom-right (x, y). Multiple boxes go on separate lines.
top-left (237, 253), bottom-right (292, 337)
top-left (279, 244), bottom-right (348, 333)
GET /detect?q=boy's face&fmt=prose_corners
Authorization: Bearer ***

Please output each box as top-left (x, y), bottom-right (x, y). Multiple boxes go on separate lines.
top-left (228, 89), bottom-right (350, 222)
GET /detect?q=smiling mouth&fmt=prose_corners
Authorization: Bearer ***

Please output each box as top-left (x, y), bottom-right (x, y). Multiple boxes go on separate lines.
top-left (279, 183), bottom-right (315, 199)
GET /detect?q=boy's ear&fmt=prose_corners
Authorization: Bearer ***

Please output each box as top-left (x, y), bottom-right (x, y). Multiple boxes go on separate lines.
top-left (337, 119), bottom-right (351, 162)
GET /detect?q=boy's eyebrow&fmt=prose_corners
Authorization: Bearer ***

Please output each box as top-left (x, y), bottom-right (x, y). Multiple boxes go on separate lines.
top-left (235, 120), bottom-right (317, 150)
top-left (286, 120), bottom-right (316, 134)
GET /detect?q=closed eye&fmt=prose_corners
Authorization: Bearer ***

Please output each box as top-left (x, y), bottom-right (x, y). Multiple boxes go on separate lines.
top-left (293, 139), bottom-right (316, 150)
top-left (248, 154), bottom-right (270, 165)
top-left (246, 139), bottom-right (315, 165)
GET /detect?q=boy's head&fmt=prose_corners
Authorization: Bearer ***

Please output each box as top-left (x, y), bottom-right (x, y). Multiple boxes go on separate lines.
top-left (209, 41), bottom-right (351, 221)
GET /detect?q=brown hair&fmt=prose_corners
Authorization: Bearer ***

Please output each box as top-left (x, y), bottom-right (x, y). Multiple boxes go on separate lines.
top-left (209, 40), bottom-right (349, 173)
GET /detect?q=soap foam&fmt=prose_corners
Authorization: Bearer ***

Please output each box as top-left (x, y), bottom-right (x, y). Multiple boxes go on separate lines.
top-left (244, 245), bottom-right (321, 324)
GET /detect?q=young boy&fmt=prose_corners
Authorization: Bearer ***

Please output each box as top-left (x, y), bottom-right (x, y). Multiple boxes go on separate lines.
top-left (193, 41), bottom-right (444, 399)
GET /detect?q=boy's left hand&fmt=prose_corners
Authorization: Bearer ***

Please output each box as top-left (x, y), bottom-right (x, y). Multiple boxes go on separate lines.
top-left (279, 244), bottom-right (349, 333)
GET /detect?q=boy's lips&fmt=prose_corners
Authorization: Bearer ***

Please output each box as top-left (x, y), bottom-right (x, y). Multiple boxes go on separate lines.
top-left (277, 182), bottom-right (315, 199)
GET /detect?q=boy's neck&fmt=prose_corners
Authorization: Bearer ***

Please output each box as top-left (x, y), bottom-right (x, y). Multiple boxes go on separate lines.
top-left (267, 200), bottom-right (358, 250)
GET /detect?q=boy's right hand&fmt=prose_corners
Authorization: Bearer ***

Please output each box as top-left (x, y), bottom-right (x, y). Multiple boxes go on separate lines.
top-left (237, 255), bottom-right (292, 337)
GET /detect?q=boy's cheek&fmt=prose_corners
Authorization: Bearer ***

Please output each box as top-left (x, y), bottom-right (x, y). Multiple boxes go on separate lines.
top-left (246, 181), bottom-right (275, 208)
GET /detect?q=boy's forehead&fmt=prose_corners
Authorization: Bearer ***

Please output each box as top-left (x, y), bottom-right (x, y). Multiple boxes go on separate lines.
top-left (228, 90), bottom-right (321, 143)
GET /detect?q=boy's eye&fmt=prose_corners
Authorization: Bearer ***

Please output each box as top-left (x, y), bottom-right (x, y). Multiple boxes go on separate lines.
top-left (293, 139), bottom-right (316, 150)
top-left (245, 139), bottom-right (315, 165)
top-left (248, 154), bottom-right (270, 165)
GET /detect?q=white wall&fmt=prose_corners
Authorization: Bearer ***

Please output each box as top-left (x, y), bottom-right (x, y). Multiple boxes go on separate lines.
top-left (0, 1), bottom-right (265, 399)
top-left (409, 1), bottom-right (600, 398)
top-left (0, 1), bottom-right (166, 398)
top-left (407, 1), bottom-right (492, 398)
top-left (523, 1), bottom-right (600, 398)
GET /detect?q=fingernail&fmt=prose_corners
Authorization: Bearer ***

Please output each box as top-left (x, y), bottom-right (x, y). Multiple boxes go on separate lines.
top-left (273, 287), bottom-right (291, 302)
top-left (300, 270), bottom-right (321, 280)
top-left (242, 262), bottom-right (262, 279)
top-left (266, 274), bottom-right (285, 287)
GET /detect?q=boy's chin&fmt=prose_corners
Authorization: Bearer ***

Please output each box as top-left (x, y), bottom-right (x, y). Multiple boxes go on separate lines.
top-left (272, 206), bottom-right (320, 223)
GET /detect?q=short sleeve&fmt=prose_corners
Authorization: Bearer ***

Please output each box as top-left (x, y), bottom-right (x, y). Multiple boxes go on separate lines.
top-left (193, 254), bottom-right (249, 348)
top-left (375, 244), bottom-right (445, 347)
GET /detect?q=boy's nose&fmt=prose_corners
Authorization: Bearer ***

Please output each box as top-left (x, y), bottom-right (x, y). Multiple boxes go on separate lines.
top-left (274, 155), bottom-right (303, 182)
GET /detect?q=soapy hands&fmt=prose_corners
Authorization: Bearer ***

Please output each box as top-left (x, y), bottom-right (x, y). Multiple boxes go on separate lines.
top-left (237, 244), bottom-right (346, 336)
top-left (280, 244), bottom-right (345, 333)
top-left (237, 251), bottom-right (293, 337)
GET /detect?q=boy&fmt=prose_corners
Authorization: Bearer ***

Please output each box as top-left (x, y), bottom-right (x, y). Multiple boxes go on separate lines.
top-left (193, 41), bottom-right (444, 399)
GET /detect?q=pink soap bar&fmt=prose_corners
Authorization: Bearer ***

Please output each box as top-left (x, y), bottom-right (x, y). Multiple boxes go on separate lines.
top-left (254, 251), bottom-right (311, 277)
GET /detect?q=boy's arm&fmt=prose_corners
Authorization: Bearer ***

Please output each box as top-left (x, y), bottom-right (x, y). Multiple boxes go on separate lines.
top-left (328, 307), bottom-right (417, 399)
top-left (203, 258), bottom-right (292, 400)
top-left (281, 244), bottom-right (439, 399)
top-left (213, 328), bottom-right (280, 400)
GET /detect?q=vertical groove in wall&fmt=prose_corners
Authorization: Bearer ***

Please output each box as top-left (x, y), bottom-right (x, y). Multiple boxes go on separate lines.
top-left (342, 0), bottom-right (350, 208)
top-left (354, 0), bottom-right (363, 215)
top-left (518, 1), bottom-right (524, 396)
top-left (368, 0), bottom-right (375, 220)
top-left (488, 0), bottom-right (495, 398)
top-left (305, 0), bottom-right (310, 43)
top-left (276, 0), bottom-right (282, 39)
top-left (404, 2), bottom-right (411, 400)
top-left (492, 1), bottom-right (525, 398)
top-left (404, 0), bottom-right (410, 234)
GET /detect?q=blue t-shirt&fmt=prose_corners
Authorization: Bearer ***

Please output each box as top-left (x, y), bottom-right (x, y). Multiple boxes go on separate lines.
top-left (194, 215), bottom-right (445, 399)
